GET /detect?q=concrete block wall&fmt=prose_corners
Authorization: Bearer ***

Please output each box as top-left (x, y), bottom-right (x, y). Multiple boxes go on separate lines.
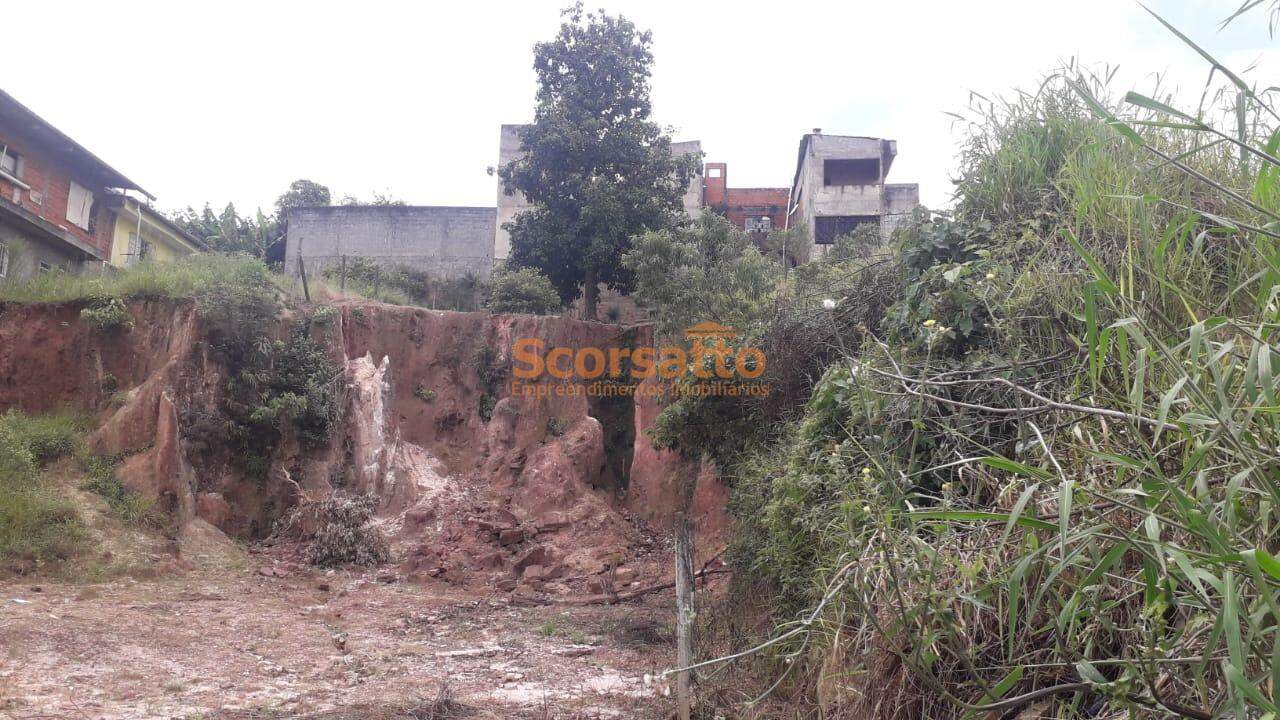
top-left (285, 206), bottom-right (496, 281)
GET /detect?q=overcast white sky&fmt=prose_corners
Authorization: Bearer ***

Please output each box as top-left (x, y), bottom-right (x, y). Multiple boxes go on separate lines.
top-left (4, 1), bottom-right (1276, 215)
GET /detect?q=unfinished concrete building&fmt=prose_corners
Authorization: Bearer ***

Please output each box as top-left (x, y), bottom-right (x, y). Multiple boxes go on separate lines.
top-left (286, 128), bottom-right (918, 292)
top-left (786, 132), bottom-right (918, 254)
top-left (284, 205), bottom-right (495, 280)
top-left (494, 124), bottom-right (703, 262)
top-left (497, 126), bottom-right (922, 267)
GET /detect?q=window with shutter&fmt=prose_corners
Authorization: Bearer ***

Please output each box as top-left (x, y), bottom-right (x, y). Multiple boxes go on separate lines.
top-left (67, 181), bottom-right (94, 230)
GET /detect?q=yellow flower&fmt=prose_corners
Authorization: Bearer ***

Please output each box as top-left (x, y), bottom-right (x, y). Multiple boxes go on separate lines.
top-left (923, 319), bottom-right (936, 327)
top-left (861, 467), bottom-right (872, 476)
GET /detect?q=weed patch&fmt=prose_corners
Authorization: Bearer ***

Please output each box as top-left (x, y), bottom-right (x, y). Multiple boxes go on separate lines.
top-left (81, 457), bottom-right (161, 528)
top-left (472, 346), bottom-right (506, 422)
top-left (0, 255), bottom-right (271, 304)
top-left (0, 411), bottom-right (89, 572)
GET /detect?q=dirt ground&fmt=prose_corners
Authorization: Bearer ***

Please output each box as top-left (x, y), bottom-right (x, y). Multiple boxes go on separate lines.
top-left (0, 559), bottom-right (684, 720)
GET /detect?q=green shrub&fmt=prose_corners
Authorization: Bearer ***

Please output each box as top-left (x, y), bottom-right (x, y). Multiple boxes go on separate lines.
top-left (414, 384), bottom-right (436, 403)
top-left (823, 223), bottom-right (881, 263)
top-left (323, 257), bottom-right (421, 305)
top-left (486, 267), bottom-right (562, 315)
top-left (311, 305), bottom-right (337, 325)
top-left (432, 273), bottom-right (484, 312)
top-left (758, 224), bottom-right (813, 267)
top-left (881, 212), bottom-right (995, 356)
top-left (188, 268), bottom-right (338, 476)
top-left (623, 213), bottom-right (780, 337)
top-left (79, 297), bottom-right (134, 333)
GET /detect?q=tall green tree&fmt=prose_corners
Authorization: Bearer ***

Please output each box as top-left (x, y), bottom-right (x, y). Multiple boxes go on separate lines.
top-left (500, 3), bottom-right (700, 320)
top-left (169, 203), bottom-right (273, 257)
top-left (170, 179), bottom-right (332, 261)
top-left (274, 179), bottom-right (332, 220)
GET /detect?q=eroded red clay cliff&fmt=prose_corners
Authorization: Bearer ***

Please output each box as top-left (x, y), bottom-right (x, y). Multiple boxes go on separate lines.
top-left (0, 298), bottom-right (730, 592)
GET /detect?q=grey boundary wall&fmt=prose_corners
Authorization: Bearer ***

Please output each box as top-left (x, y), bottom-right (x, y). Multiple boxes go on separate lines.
top-left (285, 205), bottom-right (496, 280)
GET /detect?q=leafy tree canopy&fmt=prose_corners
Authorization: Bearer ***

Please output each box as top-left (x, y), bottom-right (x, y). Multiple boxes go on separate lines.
top-left (169, 179), bottom-right (333, 260)
top-left (500, 3), bottom-right (701, 319)
top-left (623, 213), bottom-right (780, 338)
top-left (274, 179), bottom-right (332, 219)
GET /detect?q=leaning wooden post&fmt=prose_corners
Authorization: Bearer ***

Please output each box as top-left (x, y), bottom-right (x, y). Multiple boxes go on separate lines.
top-left (675, 512), bottom-right (695, 720)
top-left (297, 254), bottom-right (310, 303)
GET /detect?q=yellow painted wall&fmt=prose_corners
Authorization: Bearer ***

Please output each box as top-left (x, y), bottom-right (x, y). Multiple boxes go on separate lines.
top-left (108, 200), bottom-right (201, 268)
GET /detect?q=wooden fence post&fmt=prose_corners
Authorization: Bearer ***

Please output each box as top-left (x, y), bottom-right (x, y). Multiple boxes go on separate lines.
top-left (675, 513), bottom-right (695, 720)
top-left (297, 254), bottom-right (310, 303)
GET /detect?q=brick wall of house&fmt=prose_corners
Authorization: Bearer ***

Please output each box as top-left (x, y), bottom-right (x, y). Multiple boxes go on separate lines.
top-left (703, 163), bottom-right (727, 208)
top-left (699, 161), bottom-right (788, 232)
top-left (724, 187), bottom-right (789, 231)
top-left (0, 128), bottom-right (114, 259)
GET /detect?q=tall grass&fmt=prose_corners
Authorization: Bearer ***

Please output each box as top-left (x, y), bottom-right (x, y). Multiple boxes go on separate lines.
top-left (0, 410), bottom-right (162, 572)
top-left (706, 9), bottom-right (1280, 719)
top-left (0, 411), bottom-right (89, 572)
top-left (0, 254), bottom-right (272, 304)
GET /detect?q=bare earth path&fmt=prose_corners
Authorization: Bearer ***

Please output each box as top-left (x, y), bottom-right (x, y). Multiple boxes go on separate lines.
top-left (0, 562), bottom-right (679, 720)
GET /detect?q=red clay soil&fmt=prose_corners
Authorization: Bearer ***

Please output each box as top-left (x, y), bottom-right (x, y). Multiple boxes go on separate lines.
top-left (0, 297), bottom-right (730, 597)
top-left (0, 297), bottom-right (743, 717)
top-left (0, 561), bottom-right (685, 719)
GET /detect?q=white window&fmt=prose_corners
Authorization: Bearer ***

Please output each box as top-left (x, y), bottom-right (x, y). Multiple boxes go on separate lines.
top-left (0, 241), bottom-right (9, 279)
top-left (707, 167), bottom-right (722, 178)
top-left (125, 233), bottom-right (152, 266)
top-left (66, 181), bottom-right (94, 230)
top-left (126, 233), bottom-right (140, 266)
top-left (745, 216), bottom-right (772, 232)
top-left (0, 145), bottom-right (18, 177)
